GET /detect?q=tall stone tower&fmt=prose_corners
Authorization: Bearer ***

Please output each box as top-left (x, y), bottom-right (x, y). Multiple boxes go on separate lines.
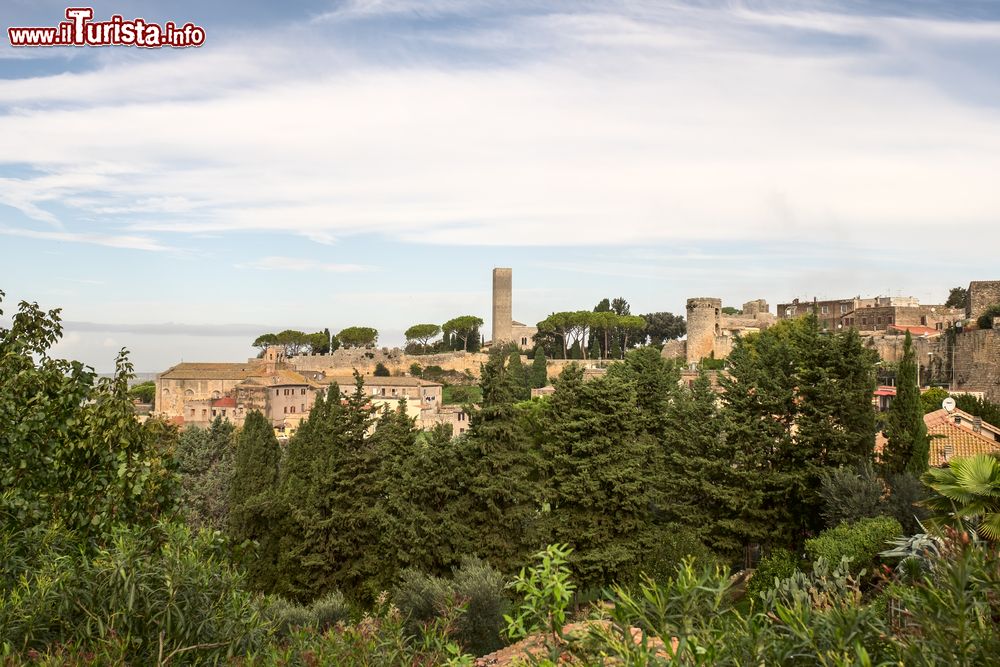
top-left (686, 297), bottom-right (721, 365)
top-left (492, 267), bottom-right (513, 344)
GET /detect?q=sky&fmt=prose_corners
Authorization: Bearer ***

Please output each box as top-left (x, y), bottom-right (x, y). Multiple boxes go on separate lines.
top-left (1, 1), bottom-right (998, 372)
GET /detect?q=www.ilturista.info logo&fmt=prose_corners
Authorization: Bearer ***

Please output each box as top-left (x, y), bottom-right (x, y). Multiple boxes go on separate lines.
top-left (8, 7), bottom-right (205, 48)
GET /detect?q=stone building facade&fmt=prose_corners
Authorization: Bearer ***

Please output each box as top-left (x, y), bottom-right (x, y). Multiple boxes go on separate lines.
top-left (968, 281), bottom-right (1000, 321)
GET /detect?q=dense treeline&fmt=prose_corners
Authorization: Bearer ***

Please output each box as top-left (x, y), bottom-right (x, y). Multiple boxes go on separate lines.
top-left (229, 314), bottom-right (913, 600)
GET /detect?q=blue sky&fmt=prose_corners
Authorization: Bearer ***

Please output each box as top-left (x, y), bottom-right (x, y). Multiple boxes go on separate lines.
top-left (1, 1), bottom-right (999, 372)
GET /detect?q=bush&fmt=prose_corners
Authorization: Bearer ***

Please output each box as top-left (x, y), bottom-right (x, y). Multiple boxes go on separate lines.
top-left (632, 523), bottom-right (721, 585)
top-left (0, 521), bottom-right (266, 662)
top-left (805, 516), bottom-right (903, 575)
top-left (883, 471), bottom-right (930, 535)
top-left (819, 463), bottom-right (886, 528)
top-left (311, 589), bottom-right (352, 629)
top-left (393, 556), bottom-right (509, 656)
top-left (745, 548), bottom-right (800, 602)
top-left (977, 304), bottom-right (1000, 330)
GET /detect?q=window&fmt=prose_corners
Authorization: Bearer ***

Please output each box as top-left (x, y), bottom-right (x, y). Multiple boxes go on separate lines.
top-left (821, 305), bottom-right (828, 314)
top-left (283, 406), bottom-right (288, 414)
top-left (521, 337), bottom-right (527, 346)
top-left (391, 388), bottom-right (397, 395)
top-left (190, 408), bottom-right (195, 416)
top-left (202, 409), bottom-right (207, 417)
top-left (212, 409), bottom-right (217, 417)
top-left (275, 389), bottom-right (280, 396)
top-left (840, 304), bottom-right (849, 314)
top-left (301, 404), bottom-right (305, 412)
top-left (290, 406), bottom-right (296, 414)
top-left (301, 388), bottom-right (306, 395)
top-left (877, 317), bottom-right (883, 325)
top-left (862, 317), bottom-right (868, 325)
top-left (221, 409), bottom-right (226, 417)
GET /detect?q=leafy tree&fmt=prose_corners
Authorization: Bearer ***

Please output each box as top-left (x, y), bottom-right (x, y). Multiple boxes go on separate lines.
top-left (338, 326), bottom-right (379, 349)
top-left (945, 286), bottom-right (968, 309)
top-left (127, 380), bottom-right (156, 403)
top-left (175, 416), bottom-right (236, 531)
top-left (642, 311), bottom-right (686, 346)
top-left (374, 362), bottom-right (391, 377)
top-left (229, 410), bottom-right (282, 590)
top-left (954, 394), bottom-right (1000, 426)
top-left (275, 329), bottom-right (311, 356)
top-left (920, 387), bottom-right (951, 414)
top-left (0, 290), bottom-right (178, 544)
top-left (532, 326), bottom-right (565, 359)
top-left (721, 306), bottom-right (742, 316)
top-left (405, 323), bottom-right (442, 352)
top-left (883, 331), bottom-right (930, 474)
top-left (307, 329), bottom-right (332, 354)
top-left (409, 362), bottom-right (423, 377)
top-left (977, 304), bottom-right (1000, 330)
top-left (252, 332), bottom-right (278, 353)
top-left (443, 315), bottom-right (484, 352)
top-left (923, 453), bottom-right (1000, 541)
top-left (530, 347), bottom-right (548, 388)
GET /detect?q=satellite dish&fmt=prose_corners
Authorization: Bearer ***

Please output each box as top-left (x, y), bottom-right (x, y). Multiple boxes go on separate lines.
top-left (942, 397), bottom-right (956, 413)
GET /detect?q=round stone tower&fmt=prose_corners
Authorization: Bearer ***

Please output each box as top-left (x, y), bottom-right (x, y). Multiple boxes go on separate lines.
top-left (686, 297), bottom-right (722, 365)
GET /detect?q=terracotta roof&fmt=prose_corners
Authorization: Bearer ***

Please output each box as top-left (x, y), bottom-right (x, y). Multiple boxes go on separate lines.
top-left (159, 361), bottom-right (265, 380)
top-left (877, 408), bottom-right (1000, 467)
top-left (874, 387), bottom-right (897, 397)
top-left (212, 396), bottom-right (237, 408)
top-left (887, 325), bottom-right (942, 337)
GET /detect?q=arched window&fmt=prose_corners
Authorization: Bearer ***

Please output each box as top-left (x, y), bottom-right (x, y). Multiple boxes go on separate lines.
top-left (184, 389), bottom-right (194, 397)
top-left (211, 390), bottom-right (221, 399)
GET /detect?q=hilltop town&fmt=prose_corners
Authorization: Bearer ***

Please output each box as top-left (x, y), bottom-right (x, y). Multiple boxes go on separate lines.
top-left (151, 269), bottom-right (1000, 440)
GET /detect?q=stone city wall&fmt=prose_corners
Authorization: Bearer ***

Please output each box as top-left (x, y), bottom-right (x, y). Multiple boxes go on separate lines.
top-left (290, 348), bottom-right (489, 377)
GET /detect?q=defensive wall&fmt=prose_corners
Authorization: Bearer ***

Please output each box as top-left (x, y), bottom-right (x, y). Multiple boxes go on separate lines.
top-left (289, 348), bottom-right (489, 377)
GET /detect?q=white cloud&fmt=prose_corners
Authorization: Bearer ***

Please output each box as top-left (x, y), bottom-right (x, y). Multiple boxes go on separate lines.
top-left (0, 225), bottom-right (175, 251)
top-left (0, 2), bottom-right (999, 257)
top-left (236, 256), bottom-right (373, 273)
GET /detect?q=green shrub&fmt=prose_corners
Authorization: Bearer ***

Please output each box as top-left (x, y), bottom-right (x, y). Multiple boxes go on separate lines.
top-left (884, 472), bottom-right (930, 535)
top-left (761, 556), bottom-right (862, 611)
top-left (311, 589), bottom-right (352, 629)
top-left (264, 596), bottom-right (315, 637)
top-left (745, 548), bottom-right (800, 602)
top-left (632, 523), bottom-right (721, 585)
top-left (819, 463), bottom-right (886, 528)
top-left (805, 516), bottom-right (903, 575)
top-left (392, 556), bottom-right (508, 656)
top-left (0, 521), bottom-right (266, 662)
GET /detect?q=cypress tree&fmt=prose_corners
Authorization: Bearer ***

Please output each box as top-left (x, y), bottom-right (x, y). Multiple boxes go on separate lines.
top-left (660, 371), bottom-right (744, 558)
top-left (530, 347), bottom-right (548, 388)
top-left (506, 349), bottom-right (531, 401)
top-left (537, 366), bottom-right (653, 589)
top-left (718, 324), bottom-right (798, 549)
top-left (607, 346), bottom-right (679, 440)
top-left (277, 375), bottom-right (381, 602)
top-left (884, 331), bottom-right (930, 473)
top-left (228, 410), bottom-right (282, 591)
top-left (466, 345), bottom-right (539, 573)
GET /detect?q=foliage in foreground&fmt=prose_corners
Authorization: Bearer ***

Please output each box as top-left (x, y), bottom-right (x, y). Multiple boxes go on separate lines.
top-left (505, 537), bottom-right (1000, 667)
